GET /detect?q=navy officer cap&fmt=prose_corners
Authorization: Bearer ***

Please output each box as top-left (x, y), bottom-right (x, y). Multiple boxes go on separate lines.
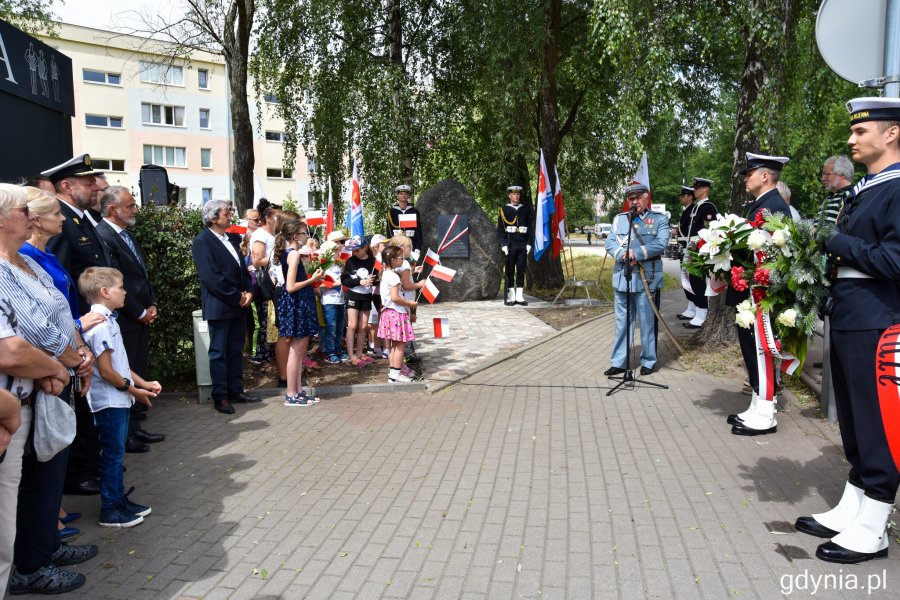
top-left (847, 97), bottom-right (900, 125)
top-left (624, 183), bottom-right (649, 196)
top-left (41, 153), bottom-right (104, 184)
top-left (680, 185), bottom-right (695, 195)
top-left (507, 185), bottom-right (523, 192)
top-left (739, 152), bottom-right (790, 174)
top-left (692, 177), bottom-right (713, 188)
top-left (394, 184), bottom-right (412, 193)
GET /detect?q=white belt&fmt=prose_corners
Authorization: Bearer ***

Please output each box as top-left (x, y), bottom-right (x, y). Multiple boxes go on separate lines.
top-left (392, 229), bottom-right (415, 236)
top-left (517, 226), bottom-right (528, 233)
top-left (505, 226), bottom-right (517, 233)
top-left (836, 267), bottom-right (873, 279)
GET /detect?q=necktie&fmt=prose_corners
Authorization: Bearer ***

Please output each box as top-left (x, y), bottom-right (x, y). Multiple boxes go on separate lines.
top-left (120, 230), bottom-right (144, 268)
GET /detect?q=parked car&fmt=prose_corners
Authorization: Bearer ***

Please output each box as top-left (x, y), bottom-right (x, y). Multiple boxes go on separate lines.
top-left (595, 223), bottom-right (612, 239)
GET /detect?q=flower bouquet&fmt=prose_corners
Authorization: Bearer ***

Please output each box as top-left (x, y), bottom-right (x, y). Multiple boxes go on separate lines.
top-left (688, 211), bottom-right (829, 369)
top-left (301, 245), bottom-right (338, 288)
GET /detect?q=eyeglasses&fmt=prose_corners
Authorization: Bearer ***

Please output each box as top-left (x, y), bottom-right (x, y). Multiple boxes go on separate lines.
top-left (821, 171), bottom-right (836, 178)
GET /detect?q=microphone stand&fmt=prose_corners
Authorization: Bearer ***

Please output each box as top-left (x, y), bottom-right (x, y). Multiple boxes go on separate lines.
top-left (607, 208), bottom-right (669, 396)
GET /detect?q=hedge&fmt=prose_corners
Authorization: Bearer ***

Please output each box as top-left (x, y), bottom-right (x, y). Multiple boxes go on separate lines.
top-left (129, 206), bottom-right (203, 380)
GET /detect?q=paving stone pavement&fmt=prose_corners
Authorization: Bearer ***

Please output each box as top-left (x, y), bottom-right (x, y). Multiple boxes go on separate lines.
top-left (42, 291), bottom-right (898, 599)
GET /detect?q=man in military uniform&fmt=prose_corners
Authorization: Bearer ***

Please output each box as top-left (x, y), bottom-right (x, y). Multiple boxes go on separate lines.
top-left (727, 153), bottom-right (792, 437)
top-left (386, 184), bottom-right (422, 253)
top-left (682, 177), bottom-right (719, 329)
top-left (43, 154), bottom-right (112, 496)
top-left (794, 98), bottom-right (900, 564)
top-left (675, 185), bottom-right (697, 320)
top-left (818, 155), bottom-right (854, 227)
top-left (604, 183), bottom-right (670, 376)
top-left (497, 185), bottom-right (532, 306)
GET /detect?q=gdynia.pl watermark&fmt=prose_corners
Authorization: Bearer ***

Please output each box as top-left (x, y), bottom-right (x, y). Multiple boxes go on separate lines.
top-left (780, 569), bottom-right (887, 596)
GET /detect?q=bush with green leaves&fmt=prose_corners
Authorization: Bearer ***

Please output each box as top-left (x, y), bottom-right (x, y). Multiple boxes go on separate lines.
top-left (128, 205), bottom-right (203, 380)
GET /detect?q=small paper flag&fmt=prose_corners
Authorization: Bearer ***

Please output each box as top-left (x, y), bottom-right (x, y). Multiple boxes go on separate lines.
top-left (431, 264), bottom-right (456, 282)
top-left (305, 210), bottom-right (325, 227)
top-left (424, 248), bottom-right (441, 267)
top-left (373, 257), bottom-right (382, 272)
top-left (421, 278), bottom-right (439, 303)
top-left (433, 317), bottom-right (449, 338)
top-left (399, 213), bottom-right (418, 228)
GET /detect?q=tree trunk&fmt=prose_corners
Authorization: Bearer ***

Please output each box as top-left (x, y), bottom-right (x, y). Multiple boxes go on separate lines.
top-left (223, 1), bottom-right (255, 213)
top-left (387, 0), bottom-right (413, 182)
top-left (527, 0), bottom-right (565, 290)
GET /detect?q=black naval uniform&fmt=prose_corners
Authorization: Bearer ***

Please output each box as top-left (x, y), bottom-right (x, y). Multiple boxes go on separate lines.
top-left (725, 188), bottom-right (791, 395)
top-left (680, 199), bottom-right (719, 308)
top-left (677, 206), bottom-right (696, 305)
top-left (386, 204), bottom-right (422, 252)
top-left (497, 202), bottom-right (533, 289)
top-left (825, 166), bottom-right (900, 502)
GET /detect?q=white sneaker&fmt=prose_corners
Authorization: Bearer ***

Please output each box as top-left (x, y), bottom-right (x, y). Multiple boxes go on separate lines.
top-left (389, 374), bottom-right (415, 383)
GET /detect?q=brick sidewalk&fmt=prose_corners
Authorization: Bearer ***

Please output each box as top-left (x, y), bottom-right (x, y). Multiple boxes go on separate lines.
top-left (44, 297), bottom-right (898, 599)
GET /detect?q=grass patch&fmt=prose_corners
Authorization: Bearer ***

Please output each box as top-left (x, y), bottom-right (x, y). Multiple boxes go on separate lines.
top-left (530, 254), bottom-right (679, 301)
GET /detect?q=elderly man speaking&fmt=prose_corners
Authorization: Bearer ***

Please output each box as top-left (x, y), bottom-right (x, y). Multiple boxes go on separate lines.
top-left (604, 183), bottom-right (670, 377)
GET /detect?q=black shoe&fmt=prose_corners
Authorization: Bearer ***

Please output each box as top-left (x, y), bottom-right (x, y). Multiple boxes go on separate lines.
top-left (9, 565), bottom-right (85, 595)
top-left (604, 366), bottom-right (626, 377)
top-left (731, 423), bottom-right (777, 436)
top-left (50, 542), bottom-right (99, 566)
top-left (518, 300), bottom-right (528, 306)
top-left (816, 541), bottom-right (888, 564)
top-left (133, 429), bottom-right (165, 444)
top-left (795, 516), bottom-right (839, 539)
top-left (726, 414), bottom-right (743, 426)
top-left (64, 479), bottom-right (100, 496)
top-left (682, 322), bottom-right (702, 329)
top-left (229, 392), bottom-right (261, 403)
top-left (125, 436), bottom-right (150, 453)
top-left (676, 314), bottom-right (693, 320)
top-left (214, 399), bottom-right (235, 414)
top-left (640, 366), bottom-right (653, 376)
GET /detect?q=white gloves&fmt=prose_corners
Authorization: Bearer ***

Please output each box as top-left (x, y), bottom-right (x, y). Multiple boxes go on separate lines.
top-left (526, 245), bottom-right (532, 253)
top-left (501, 246), bottom-right (508, 255)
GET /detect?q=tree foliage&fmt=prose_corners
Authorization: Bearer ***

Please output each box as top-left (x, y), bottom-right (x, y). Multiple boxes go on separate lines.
top-left (0, 0), bottom-right (55, 35)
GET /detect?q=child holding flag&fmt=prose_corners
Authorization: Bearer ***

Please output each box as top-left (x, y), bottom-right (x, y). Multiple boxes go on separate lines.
top-left (378, 246), bottom-right (419, 383)
top-left (273, 220), bottom-right (324, 406)
top-left (341, 236), bottom-right (376, 367)
top-left (367, 234), bottom-right (389, 358)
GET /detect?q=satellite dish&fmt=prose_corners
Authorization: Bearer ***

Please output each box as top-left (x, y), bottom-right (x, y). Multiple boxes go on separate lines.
top-left (816, 0), bottom-right (887, 85)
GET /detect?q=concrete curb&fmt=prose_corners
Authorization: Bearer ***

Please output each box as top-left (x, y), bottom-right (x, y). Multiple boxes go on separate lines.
top-left (426, 309), bottom-right (614, 394)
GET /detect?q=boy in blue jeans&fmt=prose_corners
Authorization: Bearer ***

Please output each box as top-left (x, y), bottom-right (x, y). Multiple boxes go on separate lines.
top-left (78, 268), bottom-right (161, 528)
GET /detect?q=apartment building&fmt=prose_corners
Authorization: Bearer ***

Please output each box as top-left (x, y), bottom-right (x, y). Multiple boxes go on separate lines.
top-left (38, 22), bottom-right (316, 208)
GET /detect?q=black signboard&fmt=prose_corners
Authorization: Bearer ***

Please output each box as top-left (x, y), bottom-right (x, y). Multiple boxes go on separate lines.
top-left (436, 214), bottom-right (470, 258)
top-left (0, 19), bottom-right (74, 115)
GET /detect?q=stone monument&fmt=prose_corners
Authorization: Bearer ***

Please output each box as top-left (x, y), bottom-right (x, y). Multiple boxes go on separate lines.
top-left (415, 179), bottom-right (503, 301)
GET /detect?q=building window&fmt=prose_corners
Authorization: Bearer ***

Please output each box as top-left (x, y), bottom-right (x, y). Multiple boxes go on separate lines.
top-left (198, 68), bottom-right (209, 89)
top-left (139, 61), bottom-right (184, 86)
top-left (92, 158), bottom-right (125, 172)
top-left (265, 130), bottom-right (291, 143)
top-left (307, 157), bottom-right (317, 174)
top-left (263, 93), bottom-right (280, 104)
top-left (141, 103), bottom-right (185, 127)
top-left (266, 168), bottom-right (293, 179)
top-left (85, 114), bottom-right (123, 128)
top-left (202, 188), bottom-right (213, 203)
top-left (200, 148), bottom-right (212, 169)
top-left (143, 145), bottom-right (186, 167)
top-left (82, 69), bottom-right (121, 85)
top-left (199, 108), bottom-right (210, 129)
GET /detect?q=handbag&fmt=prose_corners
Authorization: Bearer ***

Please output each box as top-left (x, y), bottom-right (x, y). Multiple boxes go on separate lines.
top-left (257, 266), bottom-right (276, 302)
top-left (33, 390), bottom-right (76, 462)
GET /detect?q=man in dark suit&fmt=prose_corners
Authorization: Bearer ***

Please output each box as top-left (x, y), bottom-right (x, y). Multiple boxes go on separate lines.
top-left (726, 152), bottom-right (792, 437)
top-left (42, 154), bottom-right (111, 495)
top-left (95, 186), bottom-right (164, 452)
top-left (192, 200), bottom-right (260, 414)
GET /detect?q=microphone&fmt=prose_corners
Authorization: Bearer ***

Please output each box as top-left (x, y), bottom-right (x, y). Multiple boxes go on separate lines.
top-left (630, 204), bottom-right (639, 219)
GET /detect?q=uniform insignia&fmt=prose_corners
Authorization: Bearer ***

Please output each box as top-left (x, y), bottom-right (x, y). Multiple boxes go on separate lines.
top-left (647, 218), bottom-right (654, 225)
top-left (73, 218), bottom-right (79, 225)
top-left (79, 236), bottom-right (89, 243)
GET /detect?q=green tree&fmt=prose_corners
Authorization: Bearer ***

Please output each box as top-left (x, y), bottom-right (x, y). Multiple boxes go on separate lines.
top-left (0, 0), bottom-right (55, 34)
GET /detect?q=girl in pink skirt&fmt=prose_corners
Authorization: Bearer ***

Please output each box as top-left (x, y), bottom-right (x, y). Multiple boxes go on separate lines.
top-left (377, 245), bottom-right (422, 383)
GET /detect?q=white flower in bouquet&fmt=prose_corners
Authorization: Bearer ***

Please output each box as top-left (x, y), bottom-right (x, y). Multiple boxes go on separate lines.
top-left (776, 309), bottom-right (797, 328)
top-left (737, 299), bottom-right (755, 313)
top-left (735, 307), bottom-right (756, 329)
top-left (747, 228), bottom-right (771, 250)
top-left (772, 228), bottom-right (790, 247)
top-left (709, 250), bottom-right (733, 272)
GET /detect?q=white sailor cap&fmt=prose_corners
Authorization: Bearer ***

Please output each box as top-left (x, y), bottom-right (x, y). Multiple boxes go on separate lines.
top-left (394, 184), bottom-right (412, 193)
top-left (740, 152), bottom-right (789, 174)
top-left (692, 177), bottom-right (713, 188)
top-left (41, 153), bottom-right (104, 183)
top-left (507, 185), bottom-right (523, 192)
top-left (680, 185), bottom-right (695, 195)
top-left (847, 97), bottom-right (900, 125)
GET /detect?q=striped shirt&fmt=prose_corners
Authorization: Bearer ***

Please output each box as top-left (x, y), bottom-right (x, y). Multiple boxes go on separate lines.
top-left (0, 255), bottom-right (76, 358)
top-left (0, 303), bottom-right (34, 400)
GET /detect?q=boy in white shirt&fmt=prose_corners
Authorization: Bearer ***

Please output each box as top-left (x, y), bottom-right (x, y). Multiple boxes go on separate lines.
top-left (78, 268), bottom-right (160, 529)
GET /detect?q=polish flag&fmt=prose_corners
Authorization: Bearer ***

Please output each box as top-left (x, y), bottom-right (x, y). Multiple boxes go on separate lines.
top-left (339, 247), bottom-right (352, 261)
top-left (551, 165), bottom-right (567, 258)
top-left (433, 317), bottom-right (450, 338)
top-left (399, 213), bottom-right (417, 228)
top-left (305, 210), bottom-right (325, 227)
top-left (326, 181), bottom-right (335, 236)
top-left (424, 248), bottom-right (441, 267)
top-left (373, 253), bottom-right (382, 272)
top-left (421, 278), bottom-right (439, 303)
top-left (431, 264), bottom-right (456, 282)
